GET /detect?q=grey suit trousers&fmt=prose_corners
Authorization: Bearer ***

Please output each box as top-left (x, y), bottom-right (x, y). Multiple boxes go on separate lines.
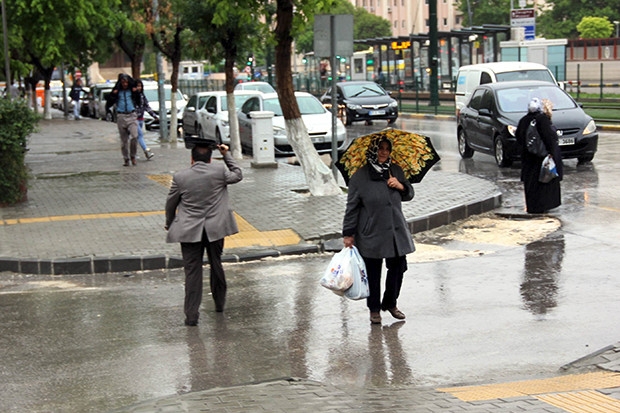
top-left (181, 231), bottom-right (226, 322)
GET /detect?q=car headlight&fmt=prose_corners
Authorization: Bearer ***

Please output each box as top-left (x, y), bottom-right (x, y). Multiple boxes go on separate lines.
top-left (389, 100), bottom-right (398, 108)
top-left (583, 119), bottom-right (597, 135)
top-left (507, 124), bottom-right (518, 137)
top-left (346, 102), bottom-right (362, 110)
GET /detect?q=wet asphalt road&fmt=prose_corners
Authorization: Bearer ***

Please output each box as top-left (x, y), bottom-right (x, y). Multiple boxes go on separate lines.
top-left (1, 118), bottom-right (620, 412)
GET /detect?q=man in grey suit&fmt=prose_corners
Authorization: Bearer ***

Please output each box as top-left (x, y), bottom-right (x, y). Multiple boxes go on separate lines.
top-left (165, 140), bottom-right (243, 326)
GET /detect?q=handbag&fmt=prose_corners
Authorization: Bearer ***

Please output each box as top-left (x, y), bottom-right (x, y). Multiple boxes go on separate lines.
top-left (539, 155), bottom-right (559, 183)
top-left (526, 120), bottom-right (548, 157)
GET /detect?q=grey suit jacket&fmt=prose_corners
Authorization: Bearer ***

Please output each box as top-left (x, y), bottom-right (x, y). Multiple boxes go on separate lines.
top-left (165, 153), bottom-right (242, 243)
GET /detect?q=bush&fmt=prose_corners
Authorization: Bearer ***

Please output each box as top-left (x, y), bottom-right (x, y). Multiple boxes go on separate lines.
top-left (0, 98), bottom-right (40, 206)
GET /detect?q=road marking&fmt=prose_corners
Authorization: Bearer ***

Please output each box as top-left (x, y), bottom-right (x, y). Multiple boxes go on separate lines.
top-left (438, 371), bottom-right (620, 411)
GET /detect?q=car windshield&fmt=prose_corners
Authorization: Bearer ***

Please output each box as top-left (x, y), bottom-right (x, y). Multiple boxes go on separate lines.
top-left (221, 94), bottom-right (257, 111)
top-left (297, 96), bottom-right (327, 115)
top-left (495, 70), bottom-right (555, 83)
top-left (341, 83), bottom-right (385, 98)
top-left (143, 89), bottom-right (184, 102)
top-left (496, 86), bottom-right (576, 113)
top-left (262, 98), bottom-right (284, 116)
top-left (241, 83), bottom-right (275, 93)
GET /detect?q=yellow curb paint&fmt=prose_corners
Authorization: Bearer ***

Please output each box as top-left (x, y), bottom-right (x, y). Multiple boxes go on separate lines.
top-left (438, 372), bottom-right (620, 411)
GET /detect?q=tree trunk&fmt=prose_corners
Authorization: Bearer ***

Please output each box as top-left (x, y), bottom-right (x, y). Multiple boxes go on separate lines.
top-left (169, 59), bottom-right (179, 141)
top-left (225, 48), bottom-right (242, 159)
top-left (275, 0), bottom-right (341, 196)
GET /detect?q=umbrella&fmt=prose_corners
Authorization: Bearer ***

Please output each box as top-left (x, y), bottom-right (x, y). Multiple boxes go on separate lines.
top-left (336, 128), bottom-right (441, 185)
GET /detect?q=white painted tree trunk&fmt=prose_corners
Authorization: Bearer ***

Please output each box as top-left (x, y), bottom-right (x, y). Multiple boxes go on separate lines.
top-left (44, 90), bottom-right (52, 120)
top-left (285, 118), bottom-right (342, 196)
top-left (169, 97), bottom-right (178, 142)
top-left (227, 92), bottom-right (242, 159)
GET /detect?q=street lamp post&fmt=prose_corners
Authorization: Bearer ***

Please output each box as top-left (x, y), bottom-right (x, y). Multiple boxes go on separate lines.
top-left (614, 21), bottom-right (619, 38)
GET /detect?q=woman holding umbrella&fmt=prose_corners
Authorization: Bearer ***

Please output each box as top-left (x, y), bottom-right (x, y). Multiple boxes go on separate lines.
top-left (342, 135), bottom-right (416, 325)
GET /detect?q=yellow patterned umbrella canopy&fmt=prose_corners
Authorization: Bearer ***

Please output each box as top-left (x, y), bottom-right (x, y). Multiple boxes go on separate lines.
top-left (337, 128), bottom-right (441, 184)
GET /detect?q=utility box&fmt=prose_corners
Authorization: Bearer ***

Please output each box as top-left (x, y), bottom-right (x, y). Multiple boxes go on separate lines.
top-left (250, 111), bottom-right (277, 168)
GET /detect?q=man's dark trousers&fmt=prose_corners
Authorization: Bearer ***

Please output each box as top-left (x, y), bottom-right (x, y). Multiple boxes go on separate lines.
top-left (181, 231), bottom-right (226, 322)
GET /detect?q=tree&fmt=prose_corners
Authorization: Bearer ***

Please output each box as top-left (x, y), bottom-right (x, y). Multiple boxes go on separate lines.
top-left (112, 1), bottom-right (149, 80)
top-left (576, 16), bottom-right (614, 39)
top-left (455, 0), bottom-right (510, 27)
top-left (275, 0), bottom-right (341, 196)
top-left (145, 0), bottom-right (186, 141)
top-left (6, 0), bottom-right (119, 118)
top-left (182, 0), bottom-right (260, 159)
top-left (537, 0), bottom-right (620, 39)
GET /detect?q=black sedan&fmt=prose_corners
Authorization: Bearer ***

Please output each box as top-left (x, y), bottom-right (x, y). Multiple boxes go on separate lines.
top-left (320, 81), bottom-right (398, 125)
top-left (457, 81), bottom-right (598, 166)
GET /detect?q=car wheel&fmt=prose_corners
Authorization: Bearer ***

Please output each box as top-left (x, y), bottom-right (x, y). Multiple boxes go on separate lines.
top-left (388, 117), bottom-right (397, 124)
top-left (577, 154), bottom-right (594, 164)
top-left (494, 136), bottom-right (512, 167)
top-left (215, 128), bottom-right (222, 144)
top-left (343, 109), bottom-right (352, 126)
top-left (458, 128), bottom-right (474, 159)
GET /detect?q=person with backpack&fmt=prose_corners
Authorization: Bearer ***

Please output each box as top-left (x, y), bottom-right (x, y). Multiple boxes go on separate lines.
top-left (515, 97), bottom-right (564, 213)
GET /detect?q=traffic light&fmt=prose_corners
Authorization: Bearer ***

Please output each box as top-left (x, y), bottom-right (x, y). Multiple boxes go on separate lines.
top-left (246, 56), bottom-right (254, 67)
top-left (366, 57), bottom-right (374, 66)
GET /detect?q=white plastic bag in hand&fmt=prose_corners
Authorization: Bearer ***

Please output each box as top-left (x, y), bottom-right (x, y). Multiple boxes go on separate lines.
top-left (320, 247), bottom-right (355, 294)
top-left (343, 246), bottom-right (369, 300)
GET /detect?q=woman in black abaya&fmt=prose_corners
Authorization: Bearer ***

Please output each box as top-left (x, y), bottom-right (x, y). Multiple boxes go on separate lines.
top-left (515, 98), bottom-right (563, 213)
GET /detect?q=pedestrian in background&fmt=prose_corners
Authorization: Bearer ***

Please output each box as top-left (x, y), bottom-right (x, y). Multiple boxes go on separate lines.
top-left (165, 140), bottom-right (243, 326)
top-left (342, 136), bottom-right (415, 325)
top-left (69, 78), bottom-right (83, 120)
top-left (516, 97), bottom-right (563, 213)
top-left (106, 74), bottom-right (140, 166)
top-left (135, 80), bottom-right (157, 160)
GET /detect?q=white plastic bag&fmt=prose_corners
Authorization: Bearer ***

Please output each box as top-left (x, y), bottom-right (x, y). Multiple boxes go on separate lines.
top-left (343, 246), bottom-right (369, 300)
top-left (539, 155), bottom-right (559, 183)
top-left (320, 247), bottom-right (354, 294)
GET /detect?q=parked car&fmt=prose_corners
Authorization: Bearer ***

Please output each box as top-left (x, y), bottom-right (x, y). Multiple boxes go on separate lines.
top-left (457, 80), bottom-right (598, 167)
top-left (183, 90), bottom-right (262, 144)
top-left (141, 82), bottom-right (188, 131)
top-left (49, 87), bottom-right (64, 109)
top-left (454, 62), bottom-right (558, 119)
top-left (320, 81), bottom-right (398, 125)
top-left (88, 83), bottom-right (114, 119)
top-left (234, 81), bottom-right (276, 94)
top-left (238, 91), bottom-right (347, 156)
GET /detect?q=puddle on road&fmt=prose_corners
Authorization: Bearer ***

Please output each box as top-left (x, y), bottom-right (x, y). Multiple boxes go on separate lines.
top-left (0, 280), bottom-right (99, 294)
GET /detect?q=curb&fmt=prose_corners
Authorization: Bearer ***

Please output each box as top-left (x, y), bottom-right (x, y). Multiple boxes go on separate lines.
top-left (0, 192), bottom-right (502, 275)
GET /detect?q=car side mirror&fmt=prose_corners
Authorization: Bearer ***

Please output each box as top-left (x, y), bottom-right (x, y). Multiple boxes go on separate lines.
top-left (207, 107), bottom-right (216, 114)
top-left (187, 107), bottom-right (195, 113)
top-left (478, 108), bottom-right (492, 117)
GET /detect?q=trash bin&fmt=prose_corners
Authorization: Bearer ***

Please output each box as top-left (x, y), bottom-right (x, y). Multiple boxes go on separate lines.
top-left (250, 110), bottom-right (277, 168)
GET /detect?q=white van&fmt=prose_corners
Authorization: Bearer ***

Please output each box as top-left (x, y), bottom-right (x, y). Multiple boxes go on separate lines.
top-left (455, 62), bottom-right (558, 119)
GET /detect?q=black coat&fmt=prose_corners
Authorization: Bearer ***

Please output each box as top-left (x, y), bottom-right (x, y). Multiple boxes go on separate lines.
top-left (342, 164), bottom-right (415, 259)
top-left (515, 111), bottom-right (563, 213)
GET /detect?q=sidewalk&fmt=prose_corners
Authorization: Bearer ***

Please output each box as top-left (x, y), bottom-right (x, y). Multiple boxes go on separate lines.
top-left (0, 115), bottom-right (502, 275)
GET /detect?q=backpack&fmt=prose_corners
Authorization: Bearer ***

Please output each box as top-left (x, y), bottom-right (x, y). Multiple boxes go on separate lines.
top-left (525, 120), bottom-right (548, 157)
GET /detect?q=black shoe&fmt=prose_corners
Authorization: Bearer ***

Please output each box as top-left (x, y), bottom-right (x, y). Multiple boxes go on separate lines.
top-left (145, 150), bottom-right (154, 160)
top-left (184, 319), bottom-right (198, 326)
top-left (215, 305), bottom-right (224, 313)
top-left (123, 159), bottom-right (130, 167)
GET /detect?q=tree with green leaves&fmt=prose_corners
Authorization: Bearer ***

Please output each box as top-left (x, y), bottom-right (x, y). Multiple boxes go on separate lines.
top-left (182, 0), bottom-right (262, 158)
top-left (455, 0), bottom-right (510, 27)
top-left (576, 16), bottom-right (614, 39)
top-left (537, 0), bottom-right (620, 39)
top-left (111, 1), bottom-right (149, 80)
top-left (6, 0), bottom-right (119, 118)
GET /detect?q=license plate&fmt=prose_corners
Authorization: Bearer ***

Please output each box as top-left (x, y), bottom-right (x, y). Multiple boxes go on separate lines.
top-left (558, 137), bottom-right (575, 146)
top-left (369, 110), bottom-right (386, 116)
top-left (311, 136), bottom-right (324, 143)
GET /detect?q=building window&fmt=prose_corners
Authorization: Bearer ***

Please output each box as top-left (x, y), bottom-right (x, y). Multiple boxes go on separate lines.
top-left (402, 20), bottom-right (406, 28)
top-left (394, 20), bottom-right (398, 28)
top-left (443, 18), bottom-right (448, 26)
top-left (425, 19), bottom-right (429, 27)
